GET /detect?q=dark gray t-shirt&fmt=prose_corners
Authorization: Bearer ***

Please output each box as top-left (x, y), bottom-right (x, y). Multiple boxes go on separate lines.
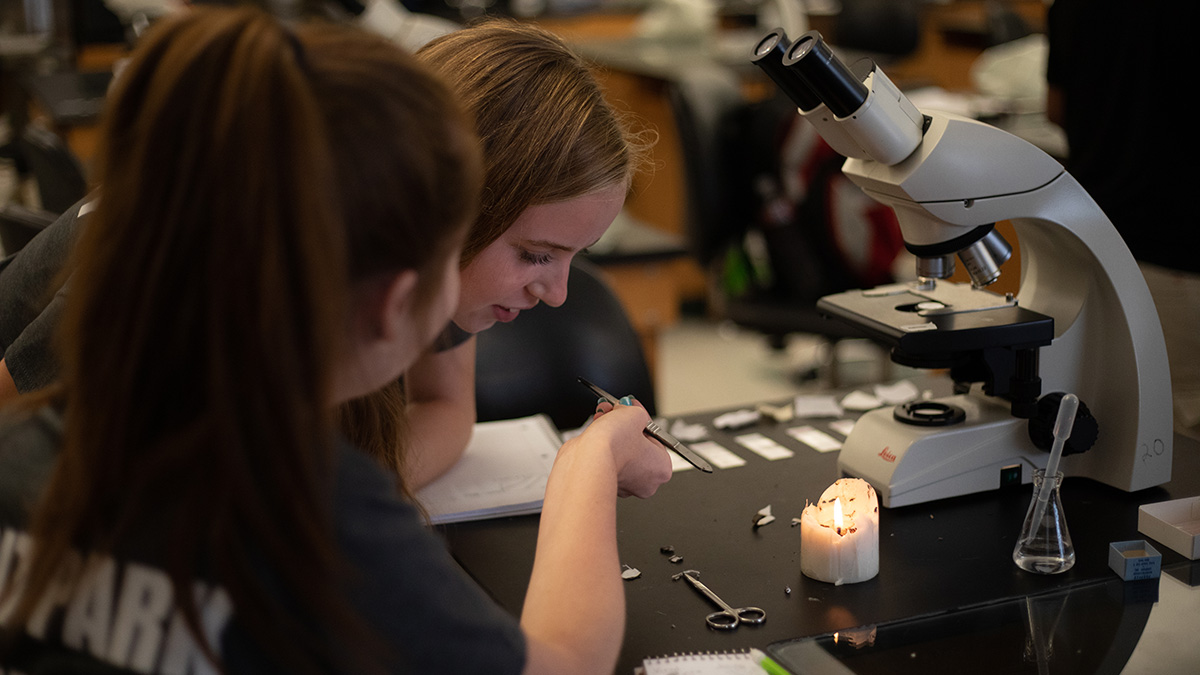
top-left (0, 201), bottom-right (473, 396)
top-left (0, 408), bottom-right (526, 673)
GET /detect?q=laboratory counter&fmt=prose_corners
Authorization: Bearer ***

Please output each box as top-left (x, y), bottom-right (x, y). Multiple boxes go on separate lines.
top-left (439, 376), bottom-right (1200, 673)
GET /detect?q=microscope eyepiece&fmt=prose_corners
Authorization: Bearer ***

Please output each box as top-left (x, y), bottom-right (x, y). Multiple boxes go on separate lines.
top-left (751, 28), bottom-right (824, 112)
top-left (781, 31), bottom-right (869, 118)
top-left (754, 31), bottom-right (785, 58)
top-left (750, 26), bottom-right (923, 164)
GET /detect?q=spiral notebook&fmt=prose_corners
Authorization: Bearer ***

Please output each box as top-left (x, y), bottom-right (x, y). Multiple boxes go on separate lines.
top-left (635, 651), bottom-right (768, 674)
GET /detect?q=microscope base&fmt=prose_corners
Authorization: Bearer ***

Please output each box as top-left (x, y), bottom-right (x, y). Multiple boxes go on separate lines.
top-left (838, 394), bottom-right (1048, 508)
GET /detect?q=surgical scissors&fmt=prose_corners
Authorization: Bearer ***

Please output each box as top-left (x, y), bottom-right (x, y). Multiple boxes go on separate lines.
top-left (677, 569), bottom-right (766, 630)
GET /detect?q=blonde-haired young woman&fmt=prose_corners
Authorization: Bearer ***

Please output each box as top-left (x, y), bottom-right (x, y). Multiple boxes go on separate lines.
top-left (392, 20), bottom-right (654, 490)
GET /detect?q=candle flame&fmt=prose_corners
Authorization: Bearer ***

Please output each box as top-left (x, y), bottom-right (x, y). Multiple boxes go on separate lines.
top-left (833, 497), bottom-right (844, 534)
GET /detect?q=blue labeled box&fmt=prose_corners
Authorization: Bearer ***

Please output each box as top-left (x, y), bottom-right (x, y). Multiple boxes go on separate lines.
top-left (1108, 540), bottom-right (1162, 581)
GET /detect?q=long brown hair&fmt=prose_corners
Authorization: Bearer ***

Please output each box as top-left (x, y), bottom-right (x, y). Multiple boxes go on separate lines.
top-left (417, 19), bottom-right (653, 265)
top-left (344, 20), bottom-right (654, 485)
top-left (3, 6), bottom-right (481, 673)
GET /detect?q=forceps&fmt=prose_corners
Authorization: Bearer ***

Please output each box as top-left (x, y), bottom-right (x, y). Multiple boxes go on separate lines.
top-left (677, 569), bottom-right (766, 630)
top-left (577, 377), bottom-right (713, 473)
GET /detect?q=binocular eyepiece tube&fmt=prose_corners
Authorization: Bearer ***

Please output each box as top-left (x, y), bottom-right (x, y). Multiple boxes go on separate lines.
top-left (751, 28), bottom-right (868, 118)
top-left (751, 27), bottom-right (924, 167)
top-left (780, 32), bottom-right (869, 119)
top-left (752, 30), bottom-right (823, 112)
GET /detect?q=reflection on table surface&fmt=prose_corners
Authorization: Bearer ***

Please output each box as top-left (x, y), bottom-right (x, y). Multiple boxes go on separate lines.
top-left (1121, 565), bottom-right (1199, 674)
top-left (440, 377), bottom-right (1200, 674)
top-left (770, 562), bottom-right (1200, 674)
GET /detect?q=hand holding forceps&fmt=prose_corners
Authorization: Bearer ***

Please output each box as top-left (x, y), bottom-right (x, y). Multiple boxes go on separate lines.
top-left (577, 377), bottom-right (713, 472)
top-left (677, 569), bottom-right (766, 630)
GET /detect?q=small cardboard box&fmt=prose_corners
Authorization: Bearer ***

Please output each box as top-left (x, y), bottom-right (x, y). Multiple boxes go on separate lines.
top-left (1108, 540), bottom-right (1162, 581)
top-left (1138, 496), bottom-right (1200, 560)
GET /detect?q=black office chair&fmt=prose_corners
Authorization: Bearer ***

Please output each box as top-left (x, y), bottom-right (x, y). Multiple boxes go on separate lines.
top-left (833, 0), bottom-right (922, 64)
top-left (982, 1), bottom-right (1034, 47)
top-left (474, 257), bottom-right (656, 430)
top-left (0, 203), bottom-right (58, 256)
top-left (665, 66), bottom-right (747, 270)
top-left (14, 124), bottom-right (89, 215)
top-left (666, 67), bottom-right (895, 385)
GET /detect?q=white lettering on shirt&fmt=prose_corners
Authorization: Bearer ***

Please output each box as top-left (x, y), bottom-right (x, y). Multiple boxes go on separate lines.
top-left (62, 554), bottom-right (117, 658)
top-left (0, 529), bottom-right (32, 623)
top-left (159, 584), bottom-right (232, 675)
top-left (0, 526), bottom-right (233, 674)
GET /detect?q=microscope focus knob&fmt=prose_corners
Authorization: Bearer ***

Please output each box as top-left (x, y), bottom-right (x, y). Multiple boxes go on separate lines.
top-left (1027, 392), bottom-right (1100, 456)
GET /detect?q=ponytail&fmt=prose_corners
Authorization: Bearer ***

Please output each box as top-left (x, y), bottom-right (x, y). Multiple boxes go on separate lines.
top-left (5, 7), bottom-right (481, 673)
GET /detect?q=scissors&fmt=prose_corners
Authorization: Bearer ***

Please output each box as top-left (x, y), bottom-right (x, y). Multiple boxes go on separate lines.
top-left (677, 569), bottom-right (766, 630)
top-left (578, 377), bottom-right (713, 473)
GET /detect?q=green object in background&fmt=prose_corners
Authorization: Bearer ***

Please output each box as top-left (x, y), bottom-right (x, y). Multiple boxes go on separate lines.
top-left (721, 245), bottom-right (753, 298)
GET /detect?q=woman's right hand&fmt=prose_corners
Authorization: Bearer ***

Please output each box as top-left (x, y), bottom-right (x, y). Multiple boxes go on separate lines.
top-left (522, 397), bottom-right (672, 675)
top-left (577, 398), bottom-right (672, 498)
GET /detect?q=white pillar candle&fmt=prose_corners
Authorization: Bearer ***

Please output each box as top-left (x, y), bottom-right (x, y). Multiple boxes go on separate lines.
top-left (800, 478), bottom-right (880, 585)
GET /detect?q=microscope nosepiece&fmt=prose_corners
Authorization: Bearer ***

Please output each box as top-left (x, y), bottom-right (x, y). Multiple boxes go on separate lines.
top-left (906, 225), bottom-right (1012, 285)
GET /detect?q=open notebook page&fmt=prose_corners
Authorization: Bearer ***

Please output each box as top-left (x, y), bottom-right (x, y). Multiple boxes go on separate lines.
top-left (415, 414), bottom-right (561, 525)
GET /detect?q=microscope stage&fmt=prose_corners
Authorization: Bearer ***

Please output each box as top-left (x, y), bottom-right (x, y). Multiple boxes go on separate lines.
top-left (818, 282), bottom-right (1054, 356)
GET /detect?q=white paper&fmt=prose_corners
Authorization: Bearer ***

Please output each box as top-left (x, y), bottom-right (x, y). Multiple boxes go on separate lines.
top-left (757, 402), bottom-right (795, 422)
top-left (793, 394), bottom-right (843, 418)
top-left (669, 418), bottom-right (709, 442)
top-left (415, 414), bottom-right (560, 524)
top-left (735, 432), bottom-right (794, 460)
top-left (874, 379), bottom-right (921, 405)
top-left (787, 425), bottom-right (843, 453)
top-left (713, 408), bottom-right (760, 429)
top-left (829, 419), bottom-right (857, 437)
top-left (688, 440), bottom-right (746, 469)
top-left (841, 390), bottom-right (883, 411)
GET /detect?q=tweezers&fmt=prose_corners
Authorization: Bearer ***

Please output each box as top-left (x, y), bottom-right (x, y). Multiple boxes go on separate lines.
top-left (578, 376), bottom-right (714, 473)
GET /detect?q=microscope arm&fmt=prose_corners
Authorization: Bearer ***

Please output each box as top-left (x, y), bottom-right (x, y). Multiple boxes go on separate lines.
top-left (752, 27), bottom-right (1173, 502)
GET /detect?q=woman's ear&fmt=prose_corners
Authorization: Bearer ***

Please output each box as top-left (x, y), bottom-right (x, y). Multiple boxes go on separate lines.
top-left (335, 270), bottom-right (425, 402)
top-left (376, 269), bottom-right (420, 341)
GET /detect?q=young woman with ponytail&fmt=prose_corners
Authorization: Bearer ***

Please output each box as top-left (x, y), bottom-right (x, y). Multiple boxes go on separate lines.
top-left (0, 18), bottom-right (658, 509)
top-left (0, 6), bottom-right (671, 674)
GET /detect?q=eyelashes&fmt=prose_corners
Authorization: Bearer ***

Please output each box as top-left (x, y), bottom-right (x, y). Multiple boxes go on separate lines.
top-left (518, 249), bottom-right (554, 266)
top-left (517, 246), bottom-right (588, 267)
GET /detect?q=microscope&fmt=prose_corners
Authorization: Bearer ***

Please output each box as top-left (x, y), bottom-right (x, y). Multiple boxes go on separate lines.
top-left (751, 29), bottom-right (1173, 507)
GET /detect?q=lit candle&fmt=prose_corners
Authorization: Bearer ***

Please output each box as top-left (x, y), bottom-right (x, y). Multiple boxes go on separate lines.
top-left (800, 478), bottom-right (879, 585)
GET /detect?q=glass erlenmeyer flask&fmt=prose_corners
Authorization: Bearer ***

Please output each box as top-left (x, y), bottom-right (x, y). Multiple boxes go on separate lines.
top-left (1013, 470), bottom-right (1075, 574)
